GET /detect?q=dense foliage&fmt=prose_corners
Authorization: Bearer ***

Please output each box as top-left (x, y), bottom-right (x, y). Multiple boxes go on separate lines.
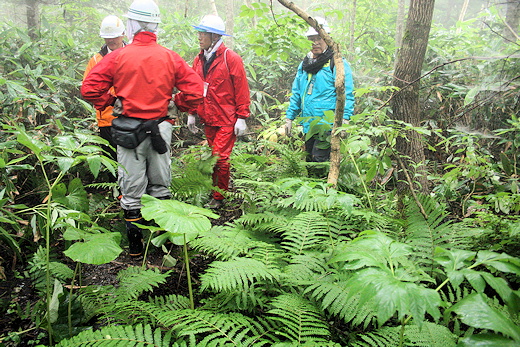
top-left (1, 0), bottom-right (520, 346)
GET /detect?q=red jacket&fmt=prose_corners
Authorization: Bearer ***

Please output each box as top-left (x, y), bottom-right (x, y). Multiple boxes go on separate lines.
top-left (192, 44), bottom-right (250, 126)
top-left (81, 32), bottom-right (204, 120)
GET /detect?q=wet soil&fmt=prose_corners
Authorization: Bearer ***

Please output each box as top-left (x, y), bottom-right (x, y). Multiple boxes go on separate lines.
top-left (0, 198), bottom-right (242, 346)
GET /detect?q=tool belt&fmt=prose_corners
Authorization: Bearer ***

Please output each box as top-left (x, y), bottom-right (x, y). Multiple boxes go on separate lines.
top-left (111, 116), bottom-right (168, 154)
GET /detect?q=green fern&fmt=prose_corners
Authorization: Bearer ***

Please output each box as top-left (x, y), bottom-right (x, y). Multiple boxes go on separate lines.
top-left (276, 179), bottom-right (360, 213)
top-left (200, 257), bottom-right (280, 292)
top-left (351, 323), bottom-right (456, 347)
top-left (156, 309), bottom-right (279, 346)
top-left (190, 224), bottom-right (279, 261)
top-left (306, 275), bottom-right (376, 329)
top-left (268, 293), bottom-right (330, 343)
top-left (403, 194), bottom-right (474, 273)
top-left (29, 246), bottom-right (74, 293)
top-left (55, 323), bottom-right (173, 346)
top-left (280, 211), bottom-right (332, 255)
top-left (114, 266), bottom-right (171, 302)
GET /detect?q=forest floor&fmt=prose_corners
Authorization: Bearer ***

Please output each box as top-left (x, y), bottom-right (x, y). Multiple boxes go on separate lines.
top-left (0, 128), bottom-right (245, 345)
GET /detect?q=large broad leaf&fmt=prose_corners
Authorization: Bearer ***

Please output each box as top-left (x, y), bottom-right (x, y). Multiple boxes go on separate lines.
top-left (64, 232), bottom-right (122, 265)
top-left (458, 333), bottom-right (519, 346)
top-left (451, 293), bottom-right (520, 342)
top-left (141, 195), bottom-right (218, 245)
top-left (346, 267), bottom-right (441, 325)
top-left (16, 129), bottom-right (47, 157)
top-left (52, 178), bottom-right (88, 212)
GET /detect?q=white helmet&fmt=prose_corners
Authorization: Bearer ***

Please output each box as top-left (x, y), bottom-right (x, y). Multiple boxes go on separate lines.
top-left (305, 17), bottom-right (331, 37)
top-left (192, 14), bottom-right (229, 36)
top-left (99, 15), bottom-right (125, 38)
top-left (125, 0), bottom-right (161, 23)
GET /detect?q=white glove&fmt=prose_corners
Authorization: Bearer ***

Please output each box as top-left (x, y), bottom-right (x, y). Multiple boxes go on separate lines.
top-left (285, 118), bottom-right (293, 137)
top-left (234, 118), bottom-right (247, 136)
top-left (187, 115), bottom-right (198, 134)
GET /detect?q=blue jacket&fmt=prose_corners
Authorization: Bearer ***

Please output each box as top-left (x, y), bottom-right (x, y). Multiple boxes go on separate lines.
top-left (286, 56), bottom-right (354, 134)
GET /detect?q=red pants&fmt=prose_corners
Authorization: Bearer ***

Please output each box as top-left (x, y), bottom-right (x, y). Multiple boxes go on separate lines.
top-left (204, 125), bottom-right (236, 200)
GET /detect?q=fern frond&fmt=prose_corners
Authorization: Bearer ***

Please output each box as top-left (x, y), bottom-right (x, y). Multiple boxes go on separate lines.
top-left (55, 323), bottom-right (173, 346)
top-left (191, 224), bottom-right (279, 260)
top-left (351, 323), bottom-right (456, 347)
top-left (306, 276), bottom-right (376, 329)
top-left (404, 194), bottom-right (473, 273)
top-left (276, 179), bottom-right (359, 213)
top-left (283, 253), bottom-right (328, 285)
top-left (268, 294), bottom-right (330, 343)
top-left (281, 212), bottom-right (331, 255)
top-left (202, 284), bottom-right (273, 312)
top-left (29, 246), bottom-right (74, 293)
top-left (148, 294), bottom-right (190, 311)
top-left (200, 258), bottom-right (280, 292)
top-left (158, 309), bottom-right (278, 346)
top-left (115, 266), bottom-right (171, 302)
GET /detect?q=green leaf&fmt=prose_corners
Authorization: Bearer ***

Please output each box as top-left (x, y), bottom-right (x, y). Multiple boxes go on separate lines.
top-left (64, 233), bottom-right (122, 265)
top-left (86, 155), bottom-right (101, 178)
top-left (451, 293), bottom-right (520, 341)
top-left (476, 251), bottom-right (520, 275)
top-left (16, 129), bottom-right (46, 158)
top-left (458, 333), bottom-right (519, 346)
top-left (49, 279), bottom-right (64, 324)
top-left (52, 178), bottom-right (88, 212)
top-left (141, 195), bottom-right (218, 244)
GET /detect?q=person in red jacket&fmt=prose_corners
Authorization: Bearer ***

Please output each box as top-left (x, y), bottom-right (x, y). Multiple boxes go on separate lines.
top-left (81, 0), bottom-right (204, 256)
top-left (83, 15), bottom-right (126, 161)
top-left (188, 14), bottom-right (251, 209)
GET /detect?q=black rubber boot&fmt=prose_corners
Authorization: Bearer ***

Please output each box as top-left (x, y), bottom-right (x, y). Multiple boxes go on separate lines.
top-left (124, 209), bottom-right (143, 257)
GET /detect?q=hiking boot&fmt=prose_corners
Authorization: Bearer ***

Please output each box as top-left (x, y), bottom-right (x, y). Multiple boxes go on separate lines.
top-left (207, 198), bottom-right (223, 209)
top-left (124, 209), bottom-right (144, 257)
top-left (127, 227), bottom-right (143, 257)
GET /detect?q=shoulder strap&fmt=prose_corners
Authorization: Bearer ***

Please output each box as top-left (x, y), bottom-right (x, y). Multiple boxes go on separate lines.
top-left (224, 48), bottom-right (230, 73)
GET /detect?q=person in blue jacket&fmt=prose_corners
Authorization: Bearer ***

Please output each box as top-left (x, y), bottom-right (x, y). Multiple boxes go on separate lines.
top-left (285, 17), bottom-right (355, 163)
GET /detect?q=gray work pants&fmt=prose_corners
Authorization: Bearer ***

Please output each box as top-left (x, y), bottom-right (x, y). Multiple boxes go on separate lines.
top-left (117, 121), bottom-right (173, 210)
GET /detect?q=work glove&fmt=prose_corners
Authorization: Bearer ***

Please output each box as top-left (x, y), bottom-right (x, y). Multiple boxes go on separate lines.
top-left (285, 118), bottom-right (293, 137)
top-left (234, 118), bottom-right (247, 136)
top-left (187, 115), bottom-right (198, 134)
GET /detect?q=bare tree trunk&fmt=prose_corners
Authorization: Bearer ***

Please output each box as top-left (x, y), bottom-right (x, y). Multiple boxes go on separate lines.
top-left (276, 0), bottom-right (345, 187)
top-left (25, 0), bottom-right (39, 40)
top-left (505, 0), bottom-right (520, 41)
top-left (456, 0), bottom-right (470, 34)
top-left (348, 0), bottom-right (357, 62)
top-left (395, 0), bottom-right (406, 68)
top-left (226, 0), bottom-right (234, 49)
top-left (391, 0), bottom-right (435, 198)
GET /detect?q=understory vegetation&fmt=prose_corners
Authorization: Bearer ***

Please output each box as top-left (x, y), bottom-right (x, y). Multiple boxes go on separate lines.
top-left (1, 1), bottom-right (520, 346)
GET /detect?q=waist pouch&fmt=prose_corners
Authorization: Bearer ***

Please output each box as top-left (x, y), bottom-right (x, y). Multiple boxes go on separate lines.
top-left (112, 116), bottom-right (168, 153)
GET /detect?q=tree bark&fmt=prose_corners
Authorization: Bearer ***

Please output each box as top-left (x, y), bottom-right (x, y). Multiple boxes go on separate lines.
top-left (225, 0), bottom-right (235, 49)
top-left (505, 0), bottom-right (520, 41)
top-left (348, 0), bottom-right (357, 62)
top-left (391, 0), bottom-right (435, 197)
top-left (395, 0), bottom-right (406, 67)
top-left (276, 0), bottom-right (346, 187)
top-left (25, 0), bottom-right (39, 40)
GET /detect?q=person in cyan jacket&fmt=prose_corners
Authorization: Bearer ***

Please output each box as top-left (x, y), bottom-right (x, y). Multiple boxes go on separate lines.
top-left (285, 17), bottom-right (355, 163)
top-left (187, 14), bottom-right (251, 209)
top-left (81, 0), bottom-right (204, 256)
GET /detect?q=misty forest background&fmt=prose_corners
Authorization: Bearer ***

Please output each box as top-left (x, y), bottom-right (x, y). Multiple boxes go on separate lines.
top-left (1, 0), bottom-right (520, 346)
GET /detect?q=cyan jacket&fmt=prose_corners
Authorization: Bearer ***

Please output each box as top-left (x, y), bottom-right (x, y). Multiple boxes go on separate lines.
top-left (286, 57), bottom-right (354, 133)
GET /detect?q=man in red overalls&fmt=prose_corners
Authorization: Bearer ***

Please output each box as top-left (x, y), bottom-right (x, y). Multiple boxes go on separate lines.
top-left (188, 14), bottom-right (251, 209)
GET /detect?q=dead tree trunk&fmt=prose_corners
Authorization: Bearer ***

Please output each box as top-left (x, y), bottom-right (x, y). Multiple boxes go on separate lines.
top-left (277, 0), bottom-right (346, 187)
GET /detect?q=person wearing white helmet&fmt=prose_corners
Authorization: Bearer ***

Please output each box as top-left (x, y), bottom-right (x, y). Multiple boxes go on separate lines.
top-left (82, 0), bottom-right (205, 256)
top-left (83, 15), bottom-right (127, 161)
top-left (285, 16), bottom-right (355, 168)
top-left (187, 14), bottom-right (251, 209)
